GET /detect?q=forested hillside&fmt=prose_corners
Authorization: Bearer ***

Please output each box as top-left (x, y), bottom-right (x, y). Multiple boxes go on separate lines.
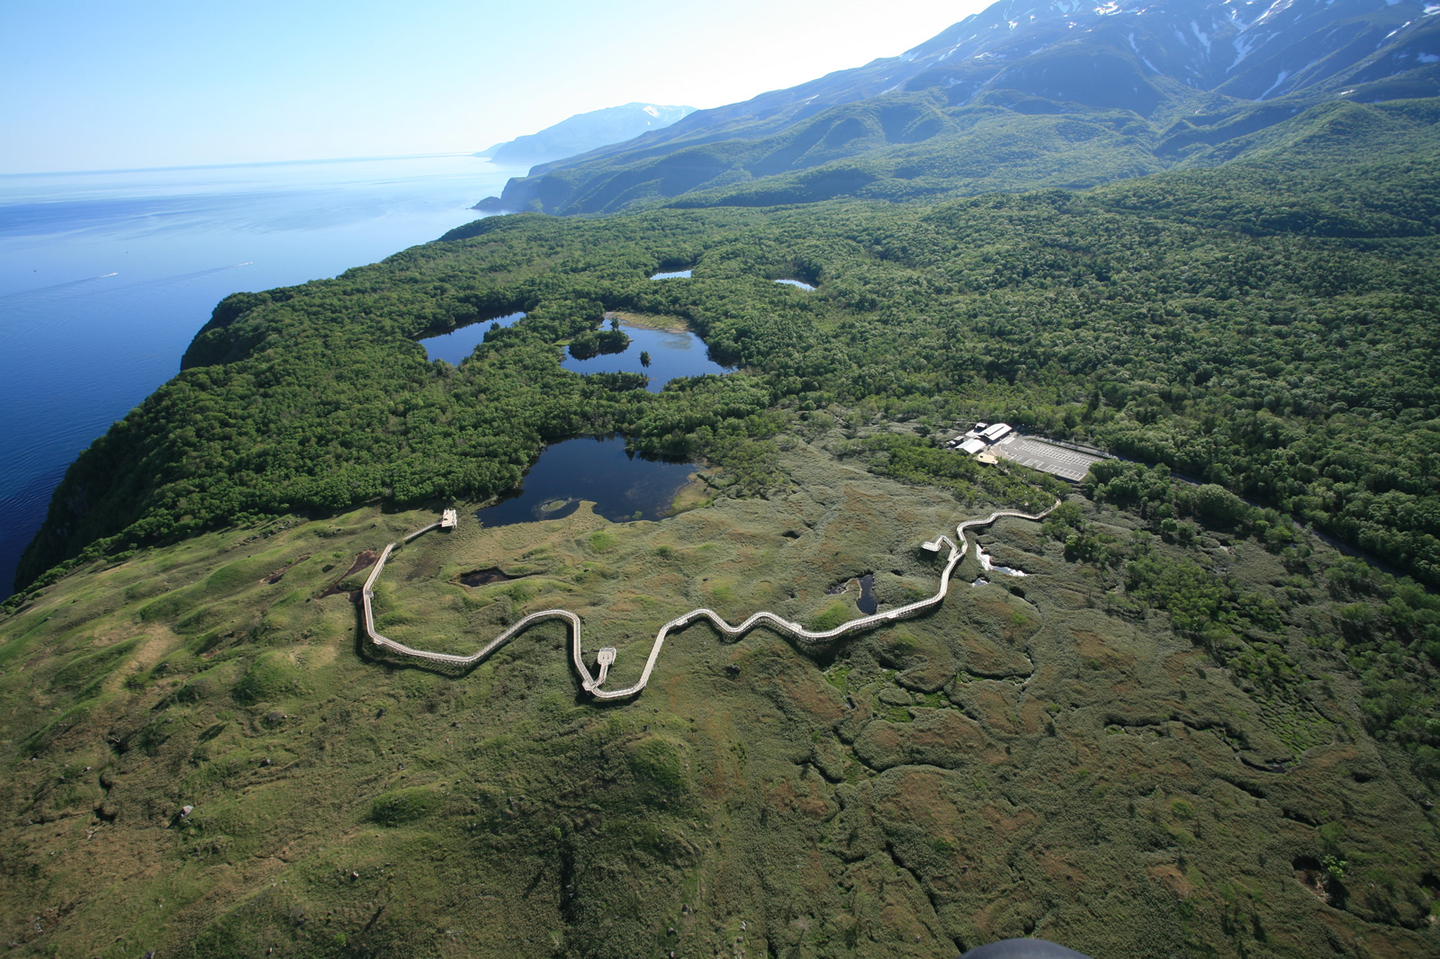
top-left (6, 0), bottom-right (1440, 954)
top-left (16, 141), bottom-right (1440, 597)
top-left (5, 49), bottom-right (1440, 959)
top-left (486, 0), bottom-right (1440, 215)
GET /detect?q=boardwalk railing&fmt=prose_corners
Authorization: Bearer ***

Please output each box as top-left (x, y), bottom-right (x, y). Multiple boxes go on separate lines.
top-left (361, 502), bottom-right (1058, 700)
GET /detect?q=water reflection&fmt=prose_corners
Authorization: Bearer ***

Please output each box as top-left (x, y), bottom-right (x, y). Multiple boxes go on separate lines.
top-left (420, 311), bottom-right (525, 363)
top-left (476, 435), bottom-right (696, 527)
top-left (857, 572), bottom-right (877, 614)
top-left (561, 321), bottom-right (731, 392)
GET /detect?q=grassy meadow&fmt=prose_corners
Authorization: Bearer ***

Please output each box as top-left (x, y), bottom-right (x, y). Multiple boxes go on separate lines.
top-left (1, 428), bottom-right (1436, 957)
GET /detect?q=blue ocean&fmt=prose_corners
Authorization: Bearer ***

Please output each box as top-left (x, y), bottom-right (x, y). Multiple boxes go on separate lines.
top-left (0, 154), bottom-right (522, 598)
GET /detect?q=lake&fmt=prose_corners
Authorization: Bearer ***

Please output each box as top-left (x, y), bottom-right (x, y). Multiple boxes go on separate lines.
top-left (476, 436), bottom-right (696, 526)
top-left (423, 317), bottom-right (729, 391)
top-left (0, 154), bottom-right (525, 598)
top-left (420, 311), bottom-right (527, 365)
top-left (561, 322), bottom-right (731, 391)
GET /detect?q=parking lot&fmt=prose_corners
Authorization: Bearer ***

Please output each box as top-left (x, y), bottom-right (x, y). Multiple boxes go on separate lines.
top-left (991, 435), bottom-right (1104, 482)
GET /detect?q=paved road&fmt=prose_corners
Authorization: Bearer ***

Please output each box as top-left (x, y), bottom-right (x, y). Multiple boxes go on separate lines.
top-left (360, 502), bottom-right (1057, 700)
top-left (992, 436), bottom-right (1103, 482)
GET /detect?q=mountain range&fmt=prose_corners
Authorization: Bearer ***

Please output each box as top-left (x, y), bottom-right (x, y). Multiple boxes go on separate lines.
top-left (475, 102), bottom-right (695, 170)
top-left (478, 0), bottom-right (1440, 215)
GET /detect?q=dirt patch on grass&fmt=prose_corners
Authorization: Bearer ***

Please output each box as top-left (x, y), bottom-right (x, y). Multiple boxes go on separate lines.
top-left (1018, 696), bottom-right (1054, 735)
top-left (957, 683), bottom-right (1023, 735)
top-left (971, 590), bottom-right (1024, 622)
top-left (767, 667), bottom-right (845, 724)
top-left (261, 554), bottom-right (309, 585)
top-left (128, 626), bottom-right (178, 669)
top-left (1292, 857), bottom-right (1332, 902)
top-left (964, 634), bottom-right (1033, 679)
top-left (287, 643), bottom-right (339, 669)
top-left (1162, 650), bottom-right (1206, 681)
top-left (874, 768), bottom-right (966, 836)
top-left (1147, 863), bottom-right (1195, 899)
top-left (1070, 628), bottom-right (1137, 671)
top-left (319, 550), bottom-right (378, 599)
top-left (1038, 849), bottom-right (1089, 889)
top-left (853, 710), bottom-right (995, 770)
top-left (979, 802), bottom-right (1039, 839)
top-left (765, 778), bottom-right (835, 821)
top-left (668, 472), bottom-right (715, 515)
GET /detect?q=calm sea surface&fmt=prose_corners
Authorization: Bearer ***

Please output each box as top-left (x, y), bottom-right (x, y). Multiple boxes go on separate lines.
top-left (0, 155), bottom-right (523, 598)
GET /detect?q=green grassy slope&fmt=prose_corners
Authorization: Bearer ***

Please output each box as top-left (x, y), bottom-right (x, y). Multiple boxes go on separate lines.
top-left (494, 95), bottom-right (1440, 216)
top-left (4, 119), bottom-right (1439, 958)
top-left (2, 433), bottom-right (1438, 957)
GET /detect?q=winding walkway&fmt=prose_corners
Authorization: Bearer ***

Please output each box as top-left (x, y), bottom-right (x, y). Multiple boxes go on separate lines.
top-left (361, 502), bottom-right (1057, 700)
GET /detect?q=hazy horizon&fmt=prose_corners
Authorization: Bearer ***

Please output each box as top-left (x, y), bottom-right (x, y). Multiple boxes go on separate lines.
top-left (2, 0), bottom-right (990, 175)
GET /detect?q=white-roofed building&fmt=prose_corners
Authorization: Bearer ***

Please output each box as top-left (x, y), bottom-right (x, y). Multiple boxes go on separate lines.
top-left (980, 423), bottom-right (1012, 442)
top-left (959, 438), bottom-right (986, 455)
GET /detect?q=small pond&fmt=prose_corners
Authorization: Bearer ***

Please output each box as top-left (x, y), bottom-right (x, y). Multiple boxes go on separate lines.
top-left (650, 269), bottom-right (692, 280)
top-left (420, 311), bottom-right (525, 363)
top-left (476, 435), bottom-right (697, 527)
top-left (562, 321), bottom-right (731, 392)
top-left (826, 572), bottom-right (878, 614)
top-left (457, 568), bottom-right (518, 587)
top-left (856, 573), bottom-right (877, 614)
top-left (774, 278), bottom-right (815, 291)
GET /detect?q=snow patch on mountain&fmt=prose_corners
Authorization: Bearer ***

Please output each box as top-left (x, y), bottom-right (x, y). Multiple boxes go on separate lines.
top-left (1255, 0), bottom-right (1299, 27)
top-left (1192, 20), bottom-right (1213, 54)
top-left (486, 0), bottom-right (1440, 216)
top-left (1231, 31), bottom-right (1259, 67)
top-left (1260, 68), bottom-right (1292, 97)
top-left (1129, 32), bottom-right (1164, 73)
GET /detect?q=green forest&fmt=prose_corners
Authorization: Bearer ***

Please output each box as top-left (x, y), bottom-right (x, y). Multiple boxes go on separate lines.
top-left (492, 93), bottom-right (1440, 215)
top-left (16, 142), bottom-right (1439, 599)
top-left (4, 91), bottom-right (1440, 958)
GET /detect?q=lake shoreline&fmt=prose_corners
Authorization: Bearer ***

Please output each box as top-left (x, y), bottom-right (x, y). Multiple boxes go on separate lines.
top-left (603, 309), bottom-right (691, 333)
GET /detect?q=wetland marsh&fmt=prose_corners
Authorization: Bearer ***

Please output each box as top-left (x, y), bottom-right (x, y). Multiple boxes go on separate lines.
top-left (3, 427), bottom-right (1435, 957)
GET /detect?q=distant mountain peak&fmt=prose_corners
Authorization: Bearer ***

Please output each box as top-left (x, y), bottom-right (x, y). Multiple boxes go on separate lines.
top-left (477, 103), bottom-right (696, 170)
top-left (479, 0), bottom-right (1440, 215)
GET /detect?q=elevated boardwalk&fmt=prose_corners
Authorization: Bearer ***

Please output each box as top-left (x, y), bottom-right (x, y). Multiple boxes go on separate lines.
top-left (360, 502), bottom-right (1057, 700)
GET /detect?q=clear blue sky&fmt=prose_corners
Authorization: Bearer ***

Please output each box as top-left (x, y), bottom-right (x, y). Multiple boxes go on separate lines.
top-left (0, 0), bottom-right (993, 174)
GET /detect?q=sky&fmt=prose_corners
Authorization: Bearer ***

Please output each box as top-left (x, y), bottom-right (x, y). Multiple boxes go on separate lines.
top-left (0, 0), bottom-right (995, 174)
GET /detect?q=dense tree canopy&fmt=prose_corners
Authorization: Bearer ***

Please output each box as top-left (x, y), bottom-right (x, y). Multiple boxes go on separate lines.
top-left (15, 150), bottom-right (1440, 596)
